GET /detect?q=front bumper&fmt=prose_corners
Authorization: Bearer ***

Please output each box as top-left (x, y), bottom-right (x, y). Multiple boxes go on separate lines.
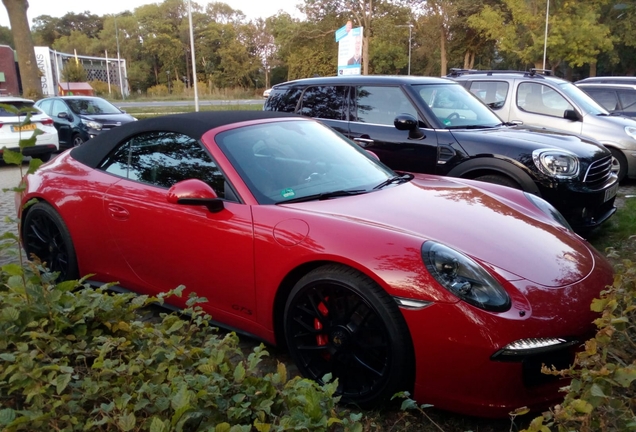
top-left (402, 246), bottom-right (613, 418)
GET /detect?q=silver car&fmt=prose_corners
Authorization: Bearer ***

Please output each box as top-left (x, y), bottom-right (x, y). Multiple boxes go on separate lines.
top-left (449, 69), bottom-right (636, 182)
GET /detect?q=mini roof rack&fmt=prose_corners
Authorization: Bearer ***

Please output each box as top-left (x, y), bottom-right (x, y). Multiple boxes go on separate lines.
top-left (447, 68), bottom-right (552, 78)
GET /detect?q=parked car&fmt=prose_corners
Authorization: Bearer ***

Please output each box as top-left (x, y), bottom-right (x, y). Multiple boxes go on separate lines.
top-left (16, 111), bottom-right (614, 418)
top-left (576, 76), bottom-right (636, 85)
top-left (264, 75), bottom-right (618, 232)
top-left (447, 69), bottom-right (636, 182)
top-left (263, 88), bottom-right (272, 98)
top-left (34, 96), bottom-right (136, 149)
top-left (0, 96), bottom-right (59, 161)
top-left (576, 82), bottom-right (636, 119)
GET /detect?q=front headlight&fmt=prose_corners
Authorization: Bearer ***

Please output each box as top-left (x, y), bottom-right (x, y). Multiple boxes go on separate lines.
top-left (81, 119), bottom-right (102, 130)
top-left (532, 149), bottom-right (579, 178)
top-left (524, 192), bottom-right (573, 231)
top-left (421, 242), bottom-right (510, 312)
top-left (625, 126), bottom-right (636, 140)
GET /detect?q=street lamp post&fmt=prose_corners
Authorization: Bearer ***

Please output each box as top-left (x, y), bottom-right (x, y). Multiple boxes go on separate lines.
top-left (114, 15), bottom-right (125, 100)
top-left (542, 0), bottom-right (549, 70)
top-left (187, 0), bottom-right (199, 111)
top-left (397, 24), bottom-right (413, 75)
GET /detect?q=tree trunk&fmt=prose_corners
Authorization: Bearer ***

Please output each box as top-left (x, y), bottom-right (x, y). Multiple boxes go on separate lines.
top-left (2, 0), bottom-right (41, 98)
top-left (463, 51), bottom-right (474, 69)
top-left (589, 61), bottom-right (597, 77)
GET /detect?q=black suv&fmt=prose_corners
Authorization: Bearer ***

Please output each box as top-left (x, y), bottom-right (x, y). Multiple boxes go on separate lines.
top-left (264, 75), bottom-right (618, 232)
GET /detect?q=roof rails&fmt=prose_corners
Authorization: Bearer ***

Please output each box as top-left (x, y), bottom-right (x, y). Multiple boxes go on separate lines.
top-left (447, 68), bottom-right (552, 78)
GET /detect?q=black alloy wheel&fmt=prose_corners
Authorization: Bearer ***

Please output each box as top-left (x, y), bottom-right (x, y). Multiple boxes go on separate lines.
top-left (72, 134), bottom-right (85, 147)
top-left (22, 202), bottom-right (79, 281)
top-left (284, 264), bottom-right (414, 408)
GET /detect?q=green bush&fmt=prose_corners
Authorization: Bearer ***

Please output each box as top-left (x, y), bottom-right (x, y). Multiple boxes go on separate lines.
top-left (147, 84), bottom-right (169, 98)
top-left (523, 251), bottom-right (636, 432)
top-left (0, 110), bottom-right (362, 432)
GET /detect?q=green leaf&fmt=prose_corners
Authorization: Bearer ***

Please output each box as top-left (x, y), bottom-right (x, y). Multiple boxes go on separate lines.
top-left (0, 408), bottom-right (16, 426)
top-left (171, 385), bottom-right (190, 411)
top-left (589, 383), bottom-right (606, 397)
top-left (234, 362), bottom-right (246, 382)
top-left (2, 307), bottom-right (19, 321)
top-left (149, 417), bottom-right (166, 432)
top-left (117, 411), bottom-right (136, 432)
top-left (400, 398), bottom-right (418, 411)
top-left (215, 423), bottom-right (231, 432)
top-left (27, 157), bottom-right (43, 174)
top-left (0, 353), bottom-right (16, 362)
top-left (614, 367), bottom-right (636, 387)
top-left (1, 263), bottom-right (23, 276)
top-left (570, 398), bottom-right (593, 414)
top-left (56, 373), bottom-right (72, 394)
top-left (166, 320), bottom-right (185, 334)
top-left (3, 149), bottom-right (23, 165)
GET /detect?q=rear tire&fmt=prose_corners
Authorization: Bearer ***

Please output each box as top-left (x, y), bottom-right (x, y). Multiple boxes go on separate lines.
top-left (22, 202), bottom-right (79, 281)
top-left (38, 153), bottom-right (52, 162)
top-left (608, 147), bottom-right (627, 183)
top-left (474, 174), bottom-right (521, 189)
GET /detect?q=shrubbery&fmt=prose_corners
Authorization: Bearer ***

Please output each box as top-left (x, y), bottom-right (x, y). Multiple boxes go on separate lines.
top-left (523, 250), bottom-right (636, 432)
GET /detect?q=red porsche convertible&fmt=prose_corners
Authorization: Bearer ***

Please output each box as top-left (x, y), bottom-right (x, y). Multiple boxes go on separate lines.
top-left (16, 111), bottom-right (613, 417)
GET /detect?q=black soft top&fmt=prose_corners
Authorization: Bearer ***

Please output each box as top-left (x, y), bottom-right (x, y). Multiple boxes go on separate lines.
top-left (70, 110), bottom-right (299, 168)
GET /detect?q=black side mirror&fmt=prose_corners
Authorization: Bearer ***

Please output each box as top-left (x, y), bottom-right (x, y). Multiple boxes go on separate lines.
top-left (563, 109), bottom-right (581, 121)
top-left (167, 179), bottom-right (225, 213)
top-left (58, 112), bottom-right (69, 119)
top-left (394, 114), bottom-right (425, 139)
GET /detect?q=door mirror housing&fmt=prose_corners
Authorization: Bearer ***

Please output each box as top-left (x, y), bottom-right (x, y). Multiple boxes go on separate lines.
top-left (563, 109), bottom-right (581, 121)
top-left (394, 114), bottom-right (425, 139)
top-left (167, 179), bottom-right (224, 213)
top-left (58, 112), bottom-right (69, 119)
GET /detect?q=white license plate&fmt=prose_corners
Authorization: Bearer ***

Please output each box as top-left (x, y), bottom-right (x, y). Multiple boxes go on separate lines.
top-left (604, 182), bottom-right (619, 202)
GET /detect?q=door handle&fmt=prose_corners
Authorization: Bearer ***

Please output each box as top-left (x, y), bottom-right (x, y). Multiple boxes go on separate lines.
top-left (510, 120), bottom-right (523, 125)
top-left (107, 203), bottom-right (130, 220)
top-left (353, 137), bottom-right (374, 146)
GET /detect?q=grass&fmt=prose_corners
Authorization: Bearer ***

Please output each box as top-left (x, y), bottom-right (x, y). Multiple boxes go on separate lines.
top-left (122, 103), bottom-right (263, 119)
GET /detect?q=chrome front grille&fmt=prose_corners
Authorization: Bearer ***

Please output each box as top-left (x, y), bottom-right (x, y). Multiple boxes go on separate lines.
top-left (583, 156), bottom-right (613, 186)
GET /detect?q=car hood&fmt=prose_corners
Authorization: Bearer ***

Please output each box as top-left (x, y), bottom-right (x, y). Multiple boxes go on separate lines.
top-left (80, 113), bottom-right (136, 125)
top-left (284, 175), bottom-right (595, 288)
top-left (449, 125), bottom-right (609, 158)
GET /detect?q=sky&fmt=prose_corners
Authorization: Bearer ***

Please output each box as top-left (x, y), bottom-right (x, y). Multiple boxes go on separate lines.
top-left (0, 0), bottom-right (305, 28)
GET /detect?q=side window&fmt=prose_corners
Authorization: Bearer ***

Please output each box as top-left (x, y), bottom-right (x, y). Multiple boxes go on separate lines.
top-left (298, 86), bottom-right (348, 120)
top-left (618, 90), bottom-right (636, 110)
top-left (468, 81), bottom-right (509, 110)
top-left (99, 131), bottom-right (231, 200)
top-left (38, 100), bottom-right (52, 115)
top-left (587, 90), bottom-right (619, 111)
top-left (354, 86), bottom-right (417, 125)
top-left (265, 87), bottom-right (303, 113)
top-left (517, 83), bottom-right (573, 117)
top-left (51, 100), bottom-right (68, 117)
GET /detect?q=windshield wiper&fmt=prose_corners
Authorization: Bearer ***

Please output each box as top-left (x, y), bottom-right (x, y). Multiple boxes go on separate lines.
top-left (278, 189), bottom-right (367, 204)
top-left (373, 173), bottom-right (414, 190)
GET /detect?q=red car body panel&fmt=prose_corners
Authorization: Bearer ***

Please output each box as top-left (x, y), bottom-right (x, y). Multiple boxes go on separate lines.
top-left (17, 116), bottom-right (614, 418)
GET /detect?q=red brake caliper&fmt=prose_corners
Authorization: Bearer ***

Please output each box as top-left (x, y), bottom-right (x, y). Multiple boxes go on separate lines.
top-left (315, 299), bottom-right (329, 348)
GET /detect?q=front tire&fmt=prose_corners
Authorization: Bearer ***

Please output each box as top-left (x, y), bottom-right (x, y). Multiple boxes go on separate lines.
top-left (284, 264), bottom-right (414, 408)
top-left (608, 147), bottom-right (627, 183)
top-left (72, 134), bottom-right (85, 147)
top-left (22, 202), bottom-right (79, 281)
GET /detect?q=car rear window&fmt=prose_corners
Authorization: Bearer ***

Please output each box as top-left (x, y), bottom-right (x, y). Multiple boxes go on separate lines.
top-left (0, 101), bottom-right (35, 117)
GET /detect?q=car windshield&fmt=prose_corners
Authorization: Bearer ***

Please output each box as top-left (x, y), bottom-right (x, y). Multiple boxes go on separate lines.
top-left (66, 98), bottom-right (122, 115)
top-left (412, 83), bottom-right (503, 129)
top-left (0, 101), bottom-right (37, 117)
top-left (558, 82), bottom-right (609, 116)
top-left (215, 120), bottom-right (397, 204)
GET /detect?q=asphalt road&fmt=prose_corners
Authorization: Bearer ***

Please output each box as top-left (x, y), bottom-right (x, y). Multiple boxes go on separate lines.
top-left (116, 99), bottom-right (266, 108)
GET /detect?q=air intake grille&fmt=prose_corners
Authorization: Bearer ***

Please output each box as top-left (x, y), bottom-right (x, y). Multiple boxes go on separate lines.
top-left (584, 156), bottom-right (613, 186)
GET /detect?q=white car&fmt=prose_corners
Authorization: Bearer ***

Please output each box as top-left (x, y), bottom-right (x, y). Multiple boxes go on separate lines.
top-left (263, 88), bottom-right (272, 99)
top-left (0, 97), bottom-right (59, 161)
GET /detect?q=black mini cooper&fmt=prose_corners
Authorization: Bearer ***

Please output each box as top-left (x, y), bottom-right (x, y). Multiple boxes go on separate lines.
top-left (264, 75), bottom-right (619, 233)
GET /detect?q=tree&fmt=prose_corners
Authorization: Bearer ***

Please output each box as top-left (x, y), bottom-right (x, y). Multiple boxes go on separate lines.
top-left (2, 0), bottom-right (41, 98)
top-left (0, 24), bottom-right (13, 48)
top-left (61, 61), bottom-right (88, 82)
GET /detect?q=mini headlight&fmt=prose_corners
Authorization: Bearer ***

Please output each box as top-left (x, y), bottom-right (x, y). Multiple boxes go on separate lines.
top-left (421, 242), bottom-right (510, 312)
top-left (81, 119), bottom-right (102, 130)
top-left (625, 126), bottom-right (636, 140)
top-left (524, 192), bottom-right (572, 231)
top-left (532, 149), bottom-right (579, 178)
